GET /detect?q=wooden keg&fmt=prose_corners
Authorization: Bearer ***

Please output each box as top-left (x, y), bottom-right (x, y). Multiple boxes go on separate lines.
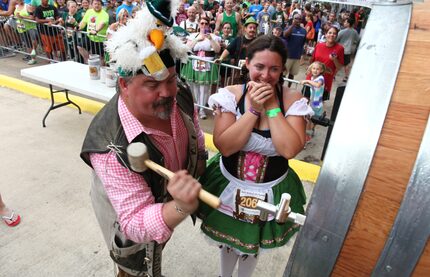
top-left (285, 1), bottom-right (430, 276)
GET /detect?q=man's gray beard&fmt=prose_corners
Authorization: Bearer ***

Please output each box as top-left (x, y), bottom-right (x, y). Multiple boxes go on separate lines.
top-left (153, 97), bottom-right (174, 120)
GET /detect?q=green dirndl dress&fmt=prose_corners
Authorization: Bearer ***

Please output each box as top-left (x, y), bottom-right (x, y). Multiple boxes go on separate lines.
top-left (198, 153), bottom-right (306, 255)
top-left (180, 54), bottom-right (219, 85)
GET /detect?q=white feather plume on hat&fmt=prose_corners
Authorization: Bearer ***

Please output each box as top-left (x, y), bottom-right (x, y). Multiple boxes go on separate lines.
top-left (105, 0), bottom-right (189, 75)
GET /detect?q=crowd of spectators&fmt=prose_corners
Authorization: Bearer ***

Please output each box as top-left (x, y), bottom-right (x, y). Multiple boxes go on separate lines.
top-left (1, 0), bottom-right (368, 147)
top-left (1, 0), bottom-right (368, 69)
top-left (0, 0), bottom-right (142, 63)
top-left (1, 0), bottom-right (368, 109)
top-left (172, 0), bottom-right (366, 106)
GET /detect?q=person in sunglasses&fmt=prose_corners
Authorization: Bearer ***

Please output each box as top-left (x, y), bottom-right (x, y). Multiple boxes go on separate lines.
top-left (181, 16), bottom-right (221, 119)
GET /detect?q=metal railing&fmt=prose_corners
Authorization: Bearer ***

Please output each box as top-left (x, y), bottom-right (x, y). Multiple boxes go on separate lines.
top-left (1, 17), bottom-right (308, 110)
top-left (0, 16), bottom-right (106, 63)
top-left (180, 54), bottom-right (307, 112)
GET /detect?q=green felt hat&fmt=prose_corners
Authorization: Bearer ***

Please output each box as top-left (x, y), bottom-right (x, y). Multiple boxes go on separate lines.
top-left (172, 26), bottom-right (189, 38)
top-left (146, 0), bottom-right (174, 27)
top-left (244, 17), bottom-right (258, 27)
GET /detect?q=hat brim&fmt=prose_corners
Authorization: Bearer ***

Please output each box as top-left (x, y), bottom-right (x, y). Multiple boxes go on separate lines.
top-left (118, 49), bottom-right (176, 77)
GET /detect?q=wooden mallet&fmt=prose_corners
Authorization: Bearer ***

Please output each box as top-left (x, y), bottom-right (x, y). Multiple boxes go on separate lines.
top-left (127, 142), bottom-right (221, 209)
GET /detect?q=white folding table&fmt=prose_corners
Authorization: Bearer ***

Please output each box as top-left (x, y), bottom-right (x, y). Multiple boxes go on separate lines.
top-left (21, 61), bottom-right (115, 127)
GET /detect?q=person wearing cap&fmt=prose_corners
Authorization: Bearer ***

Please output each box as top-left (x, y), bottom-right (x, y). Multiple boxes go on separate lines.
top-left (215, 16), bottom-right (257, 69)
top-left (80, 0), bottom-right (207, 276)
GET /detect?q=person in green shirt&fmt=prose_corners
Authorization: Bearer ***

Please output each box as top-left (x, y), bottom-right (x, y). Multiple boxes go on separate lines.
top-left (78, 0), bottom-right (108, 64)
top-left (59, 0), bottom-right (83, 62)
top-left (14, 0), bottom-right (38, 64)
top-left (214, 0), bottom-right (241, 37)
top-left (77, 0), bottom-right (89, 19)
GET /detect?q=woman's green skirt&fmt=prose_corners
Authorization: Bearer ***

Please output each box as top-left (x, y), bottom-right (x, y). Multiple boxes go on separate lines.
top-left (180, 60), bottom-right (219, 85)
top-left (198, 153), bottom-right (307, 255)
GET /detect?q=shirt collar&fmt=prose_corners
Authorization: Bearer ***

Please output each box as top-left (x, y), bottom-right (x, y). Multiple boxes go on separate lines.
top-left (118, 95), bottom-right (178, 143)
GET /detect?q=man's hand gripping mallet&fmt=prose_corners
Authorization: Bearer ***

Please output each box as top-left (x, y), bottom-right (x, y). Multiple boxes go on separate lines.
top-left (127, 142), bottom-right (221, 209)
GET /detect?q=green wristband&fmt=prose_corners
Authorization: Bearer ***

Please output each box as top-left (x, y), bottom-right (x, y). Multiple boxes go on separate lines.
top-left (266, 108), bottom-right (282, 118)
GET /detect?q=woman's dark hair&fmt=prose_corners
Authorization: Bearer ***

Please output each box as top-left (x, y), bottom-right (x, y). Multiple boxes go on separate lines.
top-left (198, 17), bottom-right (210, 32)
top-left (241, 35), bottom-right (287, 84)
top-left (246, 35), bottom-right (287, 65)
top-left (221, 21), bottom-right (232, 29)
top-left (199, 16), bottom-right (210, 24)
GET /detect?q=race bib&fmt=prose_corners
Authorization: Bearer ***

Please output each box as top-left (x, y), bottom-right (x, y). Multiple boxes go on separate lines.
top-left (233, 188), bottom-right (267, 223)
top-left (17, 22), bottom-right (25, 30)
top-left (88, 21), bottom-right (96, 33)
top-left (216, 158), bottom-right (288, 224)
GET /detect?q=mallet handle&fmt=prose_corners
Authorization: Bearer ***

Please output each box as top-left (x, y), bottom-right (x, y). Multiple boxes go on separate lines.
top-left (144, 160), bottom-right (221, 209)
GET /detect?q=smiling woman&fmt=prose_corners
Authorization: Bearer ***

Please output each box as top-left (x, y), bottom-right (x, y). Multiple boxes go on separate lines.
top-left (197, 35), bottom-right (314, 277)
top-left (181, 16), bottom-right (221, 119)
top-left (306, 26), bottom-right (344, 101)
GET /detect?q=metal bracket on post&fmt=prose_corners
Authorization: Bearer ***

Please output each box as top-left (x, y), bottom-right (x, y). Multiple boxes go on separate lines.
top-left (255, 193), bottom-right (306, 226)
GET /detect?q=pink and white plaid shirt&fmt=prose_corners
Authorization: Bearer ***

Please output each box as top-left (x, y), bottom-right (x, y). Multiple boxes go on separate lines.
top-left (90, 95), bottom-right (204, 244)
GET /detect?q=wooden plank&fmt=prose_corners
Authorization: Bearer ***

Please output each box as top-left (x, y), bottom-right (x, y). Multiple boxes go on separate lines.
top-left (378, 103), bottom-right (429, 153)
top-left (332, 188), bottom-right (402, 276)
top-left (392, 73), bottom-right (430, 107)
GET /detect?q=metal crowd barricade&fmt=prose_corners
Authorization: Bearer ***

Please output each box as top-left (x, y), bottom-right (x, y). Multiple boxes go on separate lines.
top-left (180, 55), bottom-right (307, 111)
top-left (0, 15), bottom-right (21, 57)
top-left (0, 15), bottom-right (106, 63)
top-left (74, 30), bottom-right (107, 63)
top-left (0, 16), bottom-right (68, 62)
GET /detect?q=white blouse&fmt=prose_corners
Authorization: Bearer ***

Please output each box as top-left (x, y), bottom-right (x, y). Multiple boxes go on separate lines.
top-left (208, 87), bottom-right (315, 156)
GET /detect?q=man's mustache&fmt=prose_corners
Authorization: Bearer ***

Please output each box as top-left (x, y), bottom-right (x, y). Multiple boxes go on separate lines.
top-left (153, 97), bottom-right (174, 109)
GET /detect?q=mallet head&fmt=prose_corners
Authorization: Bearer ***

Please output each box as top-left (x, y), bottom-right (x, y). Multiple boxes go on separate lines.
top-left (127, 142), bottom-right (149, 172)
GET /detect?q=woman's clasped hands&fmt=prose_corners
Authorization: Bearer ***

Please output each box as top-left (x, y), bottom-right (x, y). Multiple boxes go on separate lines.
top-left (247, 81), bottom-right (276, 112)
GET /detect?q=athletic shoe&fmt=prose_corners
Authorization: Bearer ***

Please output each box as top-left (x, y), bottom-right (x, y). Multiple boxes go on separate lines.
top-left (27, 59), bottom-right (37, 65)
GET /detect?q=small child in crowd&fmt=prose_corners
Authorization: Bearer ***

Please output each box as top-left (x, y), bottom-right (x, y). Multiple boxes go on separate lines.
top-left (301, 61), bottom-right (326, 139)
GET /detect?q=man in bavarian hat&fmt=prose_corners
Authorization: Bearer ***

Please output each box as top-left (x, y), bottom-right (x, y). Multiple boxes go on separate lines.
top-left (80, 0), bottom-right (207, 276)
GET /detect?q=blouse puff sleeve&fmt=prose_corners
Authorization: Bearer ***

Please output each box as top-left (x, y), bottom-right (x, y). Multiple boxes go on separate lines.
top-left (208, 88), bottom-right (315, 156)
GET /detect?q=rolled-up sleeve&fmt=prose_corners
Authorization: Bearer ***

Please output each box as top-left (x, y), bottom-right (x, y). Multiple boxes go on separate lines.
top-left (90, 152), bottom-right (173, 244)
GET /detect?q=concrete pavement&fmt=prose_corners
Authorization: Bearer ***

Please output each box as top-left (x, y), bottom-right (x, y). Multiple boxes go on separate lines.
top-left (0, 53), bottom-right (324, 276)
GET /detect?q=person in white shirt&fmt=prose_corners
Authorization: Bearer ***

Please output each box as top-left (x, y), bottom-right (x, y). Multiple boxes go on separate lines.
top-left (179, 5), bottom-right (198, 33)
